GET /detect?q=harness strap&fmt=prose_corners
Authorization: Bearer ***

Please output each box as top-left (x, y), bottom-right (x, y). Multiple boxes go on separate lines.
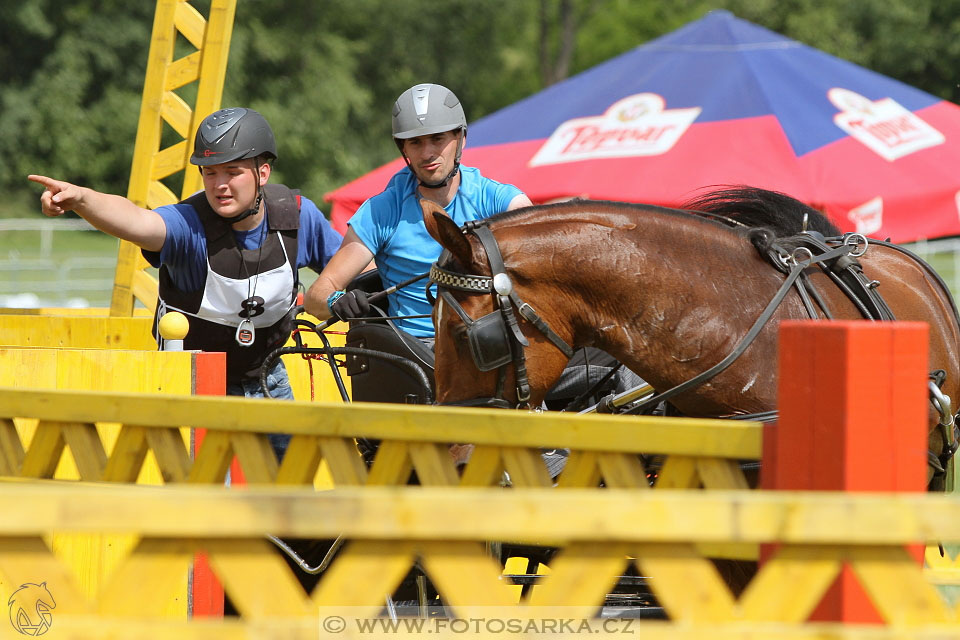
top-left (628, 242), bottom-right (857, 415)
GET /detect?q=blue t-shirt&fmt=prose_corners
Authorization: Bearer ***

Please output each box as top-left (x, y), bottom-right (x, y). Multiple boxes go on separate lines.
top-left (143, 194), bottom-right (342, 292)
top-left (349, 166), bottom-right (523, 336)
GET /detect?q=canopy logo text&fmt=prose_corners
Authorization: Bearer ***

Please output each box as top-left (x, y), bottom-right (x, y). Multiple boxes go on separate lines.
top-left (529, 93), bottom-right (701, 167)
top-left (846, 196), bottom-right (884, 235)
top-left (830, 88), bottom-right (944, 161)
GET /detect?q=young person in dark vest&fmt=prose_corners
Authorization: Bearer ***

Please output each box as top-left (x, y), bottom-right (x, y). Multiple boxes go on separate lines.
top-left (29, 108), bottom-right (343, 456)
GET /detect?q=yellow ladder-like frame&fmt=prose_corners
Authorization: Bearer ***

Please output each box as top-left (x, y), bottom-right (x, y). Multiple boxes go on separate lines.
top-left (110, 0), bottom-right (237, 316)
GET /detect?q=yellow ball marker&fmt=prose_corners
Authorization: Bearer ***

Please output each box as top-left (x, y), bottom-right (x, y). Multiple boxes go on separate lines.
top-left (158, 311), bottom-right (189, 351)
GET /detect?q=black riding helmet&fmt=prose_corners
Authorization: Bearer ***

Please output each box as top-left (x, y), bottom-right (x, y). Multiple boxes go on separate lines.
top-left (190, 108), bottom-right (277, 224)
top-left (190, 108), bottom-right (277, 166)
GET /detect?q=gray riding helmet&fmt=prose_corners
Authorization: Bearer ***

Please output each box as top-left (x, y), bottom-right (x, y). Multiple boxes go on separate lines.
top-left (392, 84), bottom-right (467, 142)
top-left (190, 108), bottom-right (278, 166)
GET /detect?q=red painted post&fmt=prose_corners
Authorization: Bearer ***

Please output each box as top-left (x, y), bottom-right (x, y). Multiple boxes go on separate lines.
top-left (190, 351), bottom-right (227, 617)
top-left (763, 320), bottom-right (928, 623)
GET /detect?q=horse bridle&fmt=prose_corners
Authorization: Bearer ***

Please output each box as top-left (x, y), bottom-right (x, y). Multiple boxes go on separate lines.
top-left (428, 220), bottom-right (574, 408)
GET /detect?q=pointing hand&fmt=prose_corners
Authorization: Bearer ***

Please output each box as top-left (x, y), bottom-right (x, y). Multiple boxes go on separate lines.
top-left (28, 174), bottom-right (85, 217)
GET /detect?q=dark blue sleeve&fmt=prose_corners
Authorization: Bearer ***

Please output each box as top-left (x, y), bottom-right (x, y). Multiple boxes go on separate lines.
top-left (140, 203), bottom-right (208, 291)
top-left (297, 196), bottom-right (344, 271)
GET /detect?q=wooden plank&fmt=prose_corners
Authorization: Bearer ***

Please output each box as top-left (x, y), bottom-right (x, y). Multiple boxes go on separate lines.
top-left (275, 435), bottom-right (322, 485)
top-left (0, 387), bottom-right (762, 458)
top-left (0, 417), bottom-right (24, 475)
top-left (318, 437), bottom-right (367, 486)
top-left (408, 442), bottom-right (459, 486)
top-left (636, 542), bottom-right (736, 622)
top-left (173, 1), bottom-right (206, 51)
top-left (501, 447), bottom-right (553, 488)
top-left (458, 444), bottom-right (503, 487)
top-left (310, 540), bottom-right (416, 613)
top-left (61, 422), bottom-right (107, 481)
top-left (555, 450), bottom-right (601, 488)
top-left (697, 458), bottom-right (750, 490)
top-left (19, 421), bottom-right (65, 478)
top-left (418, 541), bottom-right (517, 610)
top-left (597, 452), bottom-right (649, 489)
top-left (97, 537), bottom-right (191, 615)
top-left (188, 431), bottom-right (232, 483)
top-left (164, 51), bottom-right (201, 91)
top-left (654, 455), bottom-right (700, 489)
top-left (151, 139), bottom-right (190, 180)
top-left (145, 427), bottom-right (192, 483)
top-left (101, 425), bottom-right (149, 483)
top-left (738, 544), bottom-right (843, 621)
top-left (206, 538), bottom-right (313, 617)
top-left (365, 440), bottom-right (412, 486)
top-left (2, 484), bottom-right (959, 546)
top-left (528, 542), bottom-right (631, 613)
top-left (851, 545), bottom-right (951, 624)
top-left (230, 433), bottom-right (278, 485)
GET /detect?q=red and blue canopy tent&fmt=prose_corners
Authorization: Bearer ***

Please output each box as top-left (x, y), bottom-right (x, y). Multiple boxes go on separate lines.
top-left (326, 10), bottom-right (960, 244)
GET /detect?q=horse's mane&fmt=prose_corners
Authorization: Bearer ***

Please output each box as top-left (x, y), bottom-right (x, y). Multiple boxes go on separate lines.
top-left (682, 186), bottom-right (841, 237)
top-left (485, 187), bottom-right (841, 251)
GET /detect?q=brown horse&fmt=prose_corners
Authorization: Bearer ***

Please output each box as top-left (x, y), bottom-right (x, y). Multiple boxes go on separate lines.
top-left (421, 188), bottom-right (960, 483)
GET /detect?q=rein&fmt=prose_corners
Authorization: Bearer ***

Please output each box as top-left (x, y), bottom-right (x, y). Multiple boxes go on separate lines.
top-left (625, 235), bottom-right (868, 415)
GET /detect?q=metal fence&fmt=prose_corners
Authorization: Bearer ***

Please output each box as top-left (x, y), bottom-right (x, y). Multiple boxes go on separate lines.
top-left (2, 218), bottom-right (960, 309)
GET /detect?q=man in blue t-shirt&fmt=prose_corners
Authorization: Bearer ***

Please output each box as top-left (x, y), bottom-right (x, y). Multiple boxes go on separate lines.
top-left (304, 83), bottom-right (532, 337)
top-left (29, 108), bottom-right (342, 417)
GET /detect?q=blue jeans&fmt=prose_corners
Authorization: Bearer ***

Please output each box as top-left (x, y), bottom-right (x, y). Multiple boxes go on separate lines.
top-left (226, 359), bottom-right (293, 460)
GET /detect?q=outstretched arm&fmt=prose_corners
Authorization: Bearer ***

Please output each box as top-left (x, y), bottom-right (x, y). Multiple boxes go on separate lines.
top-left (304, 227), bottom-right (375, 319)
top-left (28, 174), bottom-right (167, 252)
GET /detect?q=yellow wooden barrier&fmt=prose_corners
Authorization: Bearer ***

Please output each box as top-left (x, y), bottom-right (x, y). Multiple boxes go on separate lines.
top-left (0, 307), bottom-right (153, 317)
top-left (0, 349), bottom-right (219, 616)
top-left (112, 0), bottom-right (237, 315)
top-left (0, 387), bottom-right (760, 491)
top-left (0, 312), bottom-right (350, 402)
top-left (2, 482), bottom-right (960, 638)
top-left (0, 314), bottom-right (157, 350)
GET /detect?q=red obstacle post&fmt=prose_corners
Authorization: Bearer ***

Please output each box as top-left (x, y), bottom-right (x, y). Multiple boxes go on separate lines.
top-left (190, 352), bottom-right (227, 617)
top-left (763, 320), bottom-right (928, 623)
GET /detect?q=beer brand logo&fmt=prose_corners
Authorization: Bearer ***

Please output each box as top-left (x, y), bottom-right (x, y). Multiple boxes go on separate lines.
top-left (8, 583), bottom-right (55, 636)
top-left (847, 196), bottom-right (883, 235)
top-left (529, 93), bottom-right (701, 166)
top-left (829, 88), bottom-right (944, 161)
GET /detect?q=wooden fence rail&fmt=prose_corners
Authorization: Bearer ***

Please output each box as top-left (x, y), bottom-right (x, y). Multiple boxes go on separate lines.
top-left (2, 483), bottom-right (960, 638)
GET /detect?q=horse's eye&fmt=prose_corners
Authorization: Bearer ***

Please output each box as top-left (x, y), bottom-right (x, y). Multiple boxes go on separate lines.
top-left (454, 325), bottom-right (468, 342)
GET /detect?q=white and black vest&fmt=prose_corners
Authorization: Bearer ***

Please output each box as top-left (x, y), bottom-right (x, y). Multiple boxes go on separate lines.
top-left (153, 184), bottom-right (301, 382)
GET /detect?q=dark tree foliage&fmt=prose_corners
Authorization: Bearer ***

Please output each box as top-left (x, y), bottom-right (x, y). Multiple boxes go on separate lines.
top-left (3, 0), bottom-right (957, 217)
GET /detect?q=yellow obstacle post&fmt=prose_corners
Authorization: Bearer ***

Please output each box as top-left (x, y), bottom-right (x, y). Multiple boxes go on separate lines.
top-left (111, 0), bottom-right (238, 316)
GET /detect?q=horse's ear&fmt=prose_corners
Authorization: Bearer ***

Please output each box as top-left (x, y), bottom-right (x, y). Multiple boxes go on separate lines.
top-left (421, 199), bottom-right (472, 265)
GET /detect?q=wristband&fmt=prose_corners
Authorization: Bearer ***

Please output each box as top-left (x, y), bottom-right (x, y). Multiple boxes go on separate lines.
top-left (326, 290), bottom-right (346, 312)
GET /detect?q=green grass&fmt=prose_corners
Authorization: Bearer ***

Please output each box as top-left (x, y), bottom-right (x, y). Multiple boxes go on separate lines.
top-left (0, 226), bottom-right (321, 310)
top-left (0, 228), bottom-right (121, 308)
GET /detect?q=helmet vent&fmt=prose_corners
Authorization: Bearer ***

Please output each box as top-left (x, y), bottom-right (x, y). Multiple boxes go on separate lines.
top-left (412, 85), bottom-right (431, 117)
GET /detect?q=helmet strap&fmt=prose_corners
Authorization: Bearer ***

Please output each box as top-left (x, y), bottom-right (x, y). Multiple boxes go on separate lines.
top-left (400, 129), bottom-right (465, 190)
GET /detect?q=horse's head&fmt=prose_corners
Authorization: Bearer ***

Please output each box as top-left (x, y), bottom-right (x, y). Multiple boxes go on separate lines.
top-left (422, 201), bottom-right (575, 408)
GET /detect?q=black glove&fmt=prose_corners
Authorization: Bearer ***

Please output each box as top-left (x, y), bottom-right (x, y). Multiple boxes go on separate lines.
top-left (331, 289), bottom-right (372, 321)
